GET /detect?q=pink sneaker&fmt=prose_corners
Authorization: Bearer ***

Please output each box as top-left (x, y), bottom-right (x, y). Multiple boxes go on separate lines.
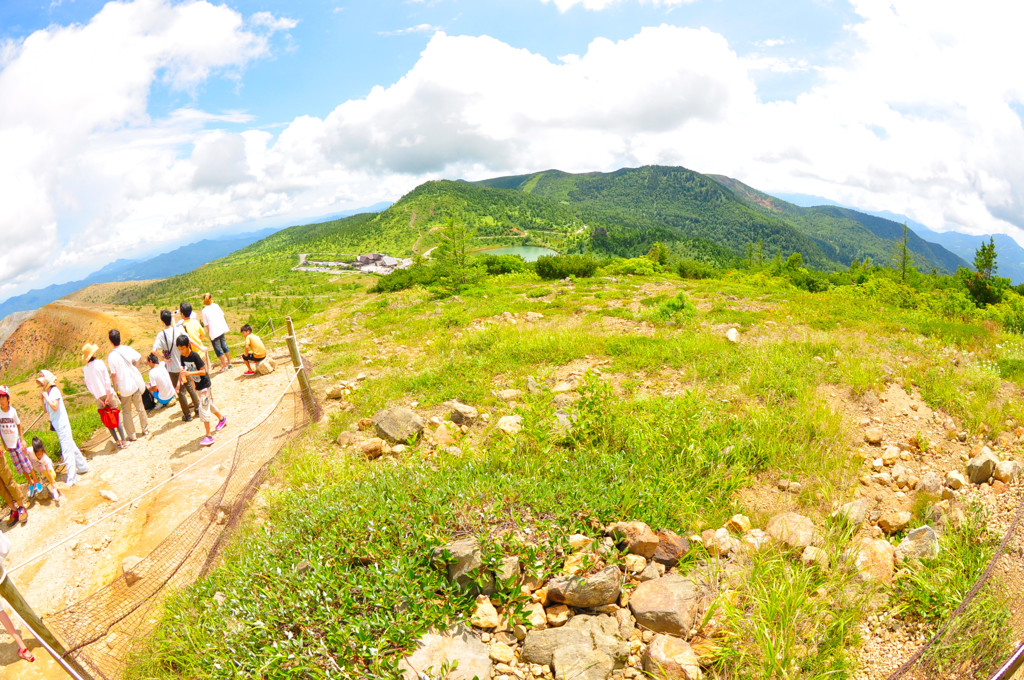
top-left (243, 370), bottom-right (255, 376)
top-left (200, 436), bottom-right (215, 447)
top-left (216, 417), bottom-right (227, 431)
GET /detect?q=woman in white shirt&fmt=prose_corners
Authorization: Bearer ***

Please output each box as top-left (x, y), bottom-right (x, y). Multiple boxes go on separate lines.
top-left (37, 370), bottom-right (90, 486)
top-left (80, 343), bottom-right (128, 448)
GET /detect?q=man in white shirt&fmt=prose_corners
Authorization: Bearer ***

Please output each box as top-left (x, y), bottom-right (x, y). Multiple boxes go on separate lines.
top-left (107, 328), bottom-right (149, 440)
top-left (201, 293), bottom-right (232, 372)
top-left (153, 310), bottom-right (199, 421)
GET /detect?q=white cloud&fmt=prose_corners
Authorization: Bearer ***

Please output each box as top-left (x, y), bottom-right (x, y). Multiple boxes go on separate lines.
top-left (0, 0), bottom-right (293, 296)
top-left (379, 24), bottom-right (442, 37)
top-left (8, 0), bottom-right (1024, 300)
top-left (541, 0), bottom-right (698, 12)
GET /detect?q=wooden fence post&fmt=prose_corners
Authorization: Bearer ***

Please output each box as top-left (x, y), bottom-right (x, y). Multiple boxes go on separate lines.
top-left (0, 570), bottom-right (94, 679)
top-left (285, 317), bottom-right (316, 415)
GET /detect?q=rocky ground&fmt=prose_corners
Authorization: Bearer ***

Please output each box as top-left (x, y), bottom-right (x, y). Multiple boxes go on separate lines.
top-left (319, 371), bottom-right (1024, 680)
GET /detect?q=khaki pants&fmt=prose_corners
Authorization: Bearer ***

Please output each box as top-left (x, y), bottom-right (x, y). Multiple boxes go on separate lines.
top-left (0, 460), bottom-right (25, 509)
top-left (120, 389), bottom-right (149, 440)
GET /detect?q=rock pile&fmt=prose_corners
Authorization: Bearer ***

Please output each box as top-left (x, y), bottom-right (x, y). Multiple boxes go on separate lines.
top-left (401, 510), bottom-right (917, 680)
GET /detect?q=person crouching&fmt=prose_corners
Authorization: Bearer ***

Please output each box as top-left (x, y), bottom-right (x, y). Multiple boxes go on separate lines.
top-left (175, 336), bottom-right (227, 447)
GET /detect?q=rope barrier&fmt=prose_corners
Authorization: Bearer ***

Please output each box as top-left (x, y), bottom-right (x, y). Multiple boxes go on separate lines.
top-left (5, 366), bottom-right (302, 576)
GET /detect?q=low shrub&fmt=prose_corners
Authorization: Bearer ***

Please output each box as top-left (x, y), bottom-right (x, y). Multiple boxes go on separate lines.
top-left (677, 259), bottom-right (718, 280)
top-left (477, 254), bottom-right (527, 275)
top-left (603, 257), bottom-right (656, 276)
top-left (370, 265), bottom-right (440, 293)
top-left (535, 255), bottom-right (598, 280)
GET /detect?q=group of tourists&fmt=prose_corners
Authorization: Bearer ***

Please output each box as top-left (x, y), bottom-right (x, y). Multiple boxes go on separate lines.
top-left (0, 293), bottom-right (271, 665)
top-left (0, 294), bottom-right (271, 529)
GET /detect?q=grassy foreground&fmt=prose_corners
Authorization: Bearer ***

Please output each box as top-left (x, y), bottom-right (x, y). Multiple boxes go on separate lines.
top-left (121, 265), bottom-right (1018, 679)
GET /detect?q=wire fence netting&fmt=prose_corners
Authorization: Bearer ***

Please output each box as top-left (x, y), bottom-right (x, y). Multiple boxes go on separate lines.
top-left (880, 483), bottom-right (1024, 680)
top-left (44, 366), bottom-right (319, 680)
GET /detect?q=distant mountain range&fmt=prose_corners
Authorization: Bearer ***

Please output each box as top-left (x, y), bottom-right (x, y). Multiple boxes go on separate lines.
top-left (774, 193), bottom-right (1024, 284)
top-left (0, 229), bottom-right (278, 319)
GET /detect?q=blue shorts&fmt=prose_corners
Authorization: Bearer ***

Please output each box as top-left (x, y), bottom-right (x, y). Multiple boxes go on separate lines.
top-left (212, 334), bottom-right (229, 358)
top-left (156, 394), bottom-right (174, 406)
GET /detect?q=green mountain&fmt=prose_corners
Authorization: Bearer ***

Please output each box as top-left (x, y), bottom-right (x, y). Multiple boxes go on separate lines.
top-left (217, 165), bottom-right (967, 275)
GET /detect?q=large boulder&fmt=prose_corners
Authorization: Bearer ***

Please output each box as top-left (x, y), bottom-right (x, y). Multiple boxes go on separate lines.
top-left (895, 526), bottom-right (940, 564)
top-left (521, 614), bottom-right (627, 668)
top-left (547, 566), bottom-right (623, 608)
top-left (607, 521), bottom-right (660, 558)
top-left (372, 407), bottom-right (424, 443)
top-left (851, 538), bottom-right (895, 584)
top-left (644, 634), bottom-right (702, 679)
top-left (967, 449), bottom-right (999, 484)
top-left (628, 574), bottom-right (700, 636)
top-left (766, 512), bottom-right (815, 550)
top-left (398, 624), bottom-right (493, 680)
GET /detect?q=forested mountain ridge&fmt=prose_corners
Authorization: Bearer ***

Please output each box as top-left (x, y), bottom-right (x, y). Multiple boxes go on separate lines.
top-left (710, 175), bottom-right (967, 272)
top-left (196, 165), bottom-right (967, 276)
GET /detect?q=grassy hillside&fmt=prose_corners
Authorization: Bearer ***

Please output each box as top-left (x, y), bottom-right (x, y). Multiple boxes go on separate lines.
top-left (123, 256), bottom-right (1024, 680)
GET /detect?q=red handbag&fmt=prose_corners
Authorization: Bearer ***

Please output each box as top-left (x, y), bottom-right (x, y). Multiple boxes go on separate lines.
top-left (98, 406), bottom-right (121, 429)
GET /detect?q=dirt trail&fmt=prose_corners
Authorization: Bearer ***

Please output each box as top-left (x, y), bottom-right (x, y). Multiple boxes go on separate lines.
top-left (0, 336), bottom-right (296, 679)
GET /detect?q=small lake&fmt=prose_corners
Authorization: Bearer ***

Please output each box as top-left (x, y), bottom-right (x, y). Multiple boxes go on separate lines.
top-left (475, 245), bottom-right (558, 262)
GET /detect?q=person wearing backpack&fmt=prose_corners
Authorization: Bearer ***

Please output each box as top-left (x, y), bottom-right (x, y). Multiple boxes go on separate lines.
top-left (153, 310), bottom-right (199, 422)
top-left (107, 329), bottom-right (149, 441)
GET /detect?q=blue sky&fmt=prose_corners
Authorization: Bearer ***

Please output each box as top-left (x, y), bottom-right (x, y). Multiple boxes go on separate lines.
top-left (1, 0), bottom-right (1023, 299)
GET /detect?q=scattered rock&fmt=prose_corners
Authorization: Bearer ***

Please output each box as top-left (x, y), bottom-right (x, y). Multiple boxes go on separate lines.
top-left (967, 448), bottom-right (999, 484)
top-left (741, 529), bottom-right (768, 553)
top-left (995, 460), bottom-right (1021, 483)
top-left (652, 530), bottom-right (689, 568)
top-left (99, 490), bottom-right (118, 503)
top-left (553, 644), bottom-right (613, 680)
top-left (765, 512), bottom-right (815, 550)
top-left (851, 538), bottom-right (895, 584)
top-left (882, 446), bottom-right (900, 466)
top-left (495, 556), bottom-right (521, 585)
top-left (372, 407), bottom-right (424, 443)
top-left (398, 624), bottom-right (493, 680)
top-left (864, 427), bottom-right (884, 446)
top-left (359, 438), bottom-right (387, 459)
top-left (547, 566), bottom-right (623, 609)
top-left (834, 498), bottom-right (871, 527)
top-left (644, 634), bottom-right (702, 680)
top-left (569, 534), bottom-right (594, 551)
top-left (607, 521), bottom-right (660, 558)
top-left (497, 415), bottom-right (523, 435)
top-left (701, 528), bottom-right (738, 557)
top-left (432, 537), bottom-right (491, 592)
top-left (496, 388), bottom-right (523, 402)
top-left (915, 471), bottom-right (943, 495)
top-left (470, 595), bottom-right (501, 630)
top-left (725, 514), bottom-right (751, 534)
top-left (895, 526), bottom-right (940, 564)
top-left (546, 604), bottom-right (572, 627)
top-left (945, 470), bottom-right (966, 490)
top-left (490, 641), bottom-right (514, 664)
top-left (447, 400), bottom-right (479, 425)
top-left (877, 511), bottom-right (912, 535)
top-left (336, 431), bottom-right (355, 446)
top-left (629, 574), bottom-right (700, 637)
top-left (800, 546), bottom-right (829, 570)
top-left (624, 554), bottom-right (647, 574)
top-left (726, 328), bottom-right (740, 343)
